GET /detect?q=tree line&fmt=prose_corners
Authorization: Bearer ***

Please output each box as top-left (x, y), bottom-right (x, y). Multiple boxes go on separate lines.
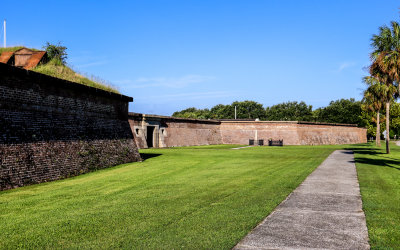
top-left (173, 99), bottom-right (400, 142)
top-left (173, 99), bottom-right (364, 124)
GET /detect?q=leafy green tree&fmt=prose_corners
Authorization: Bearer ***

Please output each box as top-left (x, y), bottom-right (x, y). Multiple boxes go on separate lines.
top-left (174, 101), bottom-right (266, 120)
top-left (315, 98), bottom-right (363, 125)
top-left (231, 101), bottom-right (266, 120)
top-left (312, 108), bottom-right (322, 122)
top-left (43, 42), bottom-right (68, 65)
top-left (360, 106), bottom-right (378, 140)
top-left (369, 21), bottom-right (400, 153)
top-left (208, 101), bottom-right (266, 119)
top-left (172, 107), bottom-right (210, 119)
top-left (209, 104), bottom-right (232, 119)
top-left (389, 102), bottom-right (400, 138)
top-left (265, 101), bottom-right (313, 121)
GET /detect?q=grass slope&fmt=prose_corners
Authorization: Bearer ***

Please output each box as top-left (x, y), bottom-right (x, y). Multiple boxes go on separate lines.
top-left (33, 59), bottom-right (119, 93)
top-left (0, 145), bottom-right (337, 249)
top-left (0, 46), bottom-right (38, 53)
top-left (349, 142), bottom-right (400, 249)
top-left (0, 47), bottom-right (119, 93)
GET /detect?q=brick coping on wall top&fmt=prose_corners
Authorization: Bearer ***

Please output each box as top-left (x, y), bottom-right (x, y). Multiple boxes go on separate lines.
top-left (220, 120), bottom-right (358, 127)
top-left (129, 112), bottom-right (221, 124)
top-left (0, 62), bottom-right (133, 102)
top-left (128, 112), bottom-right (360, 128)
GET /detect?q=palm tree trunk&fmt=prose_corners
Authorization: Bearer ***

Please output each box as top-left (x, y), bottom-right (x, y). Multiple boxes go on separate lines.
top-left (376, 111), bottom-right (381, 147)
top-left (386, 101), bottom-right (390, 154)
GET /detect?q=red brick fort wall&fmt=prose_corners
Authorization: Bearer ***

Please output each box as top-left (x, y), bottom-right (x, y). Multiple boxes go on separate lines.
top-left (0, 63), bottom-right (142, 191)
top-left (220, 121), bottom-right (366, 145)
top-left (129, 115), bottom-right (367, 148)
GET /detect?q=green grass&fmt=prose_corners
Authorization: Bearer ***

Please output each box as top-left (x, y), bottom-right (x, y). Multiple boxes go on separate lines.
top-left (0, 46), bottom-right (39, 53)
top-left (0, 145), bottom-right (338, 249)
top-left (33, 59), bottom-right (119, 94)
top-left (347, 142), bottom-right (400, 249)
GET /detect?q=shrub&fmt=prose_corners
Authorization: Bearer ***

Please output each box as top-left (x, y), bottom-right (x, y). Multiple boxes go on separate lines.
top-left (43, 42), bottom-right (68, 65)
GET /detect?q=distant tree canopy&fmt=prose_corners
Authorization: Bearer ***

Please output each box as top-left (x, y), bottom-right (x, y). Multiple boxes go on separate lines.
top-left (172, 98), bottom-right (375, 128)
top-left (314, 98), bottom-right (363, 125)
top-left (209, 101), bottom-right (266, 120)
top-left (209, 104), bottom-right (228, 119)
top-left (265, 101), bottom-right (313, 121)
top-left (381, 102), bottom-right (400, 138)
top-left (389, 102), bottom-right (400, 138)
top-left (43, 42), bottom-right (68, 65)
top-left (171, 107), bottom-right (210, 119)
top-left (172, 100), bottom-right (267, 120)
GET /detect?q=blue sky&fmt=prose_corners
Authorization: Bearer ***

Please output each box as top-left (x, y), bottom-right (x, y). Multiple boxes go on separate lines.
top-left (1, 0), bottom-right (399, 115)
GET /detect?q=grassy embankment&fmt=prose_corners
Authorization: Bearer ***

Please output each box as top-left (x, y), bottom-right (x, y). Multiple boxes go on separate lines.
top-left (0, 46), bottom-right (37, 53)
top-left (0, 145), bottom-right (337, 249)
top-left (349, 142), bottom-right (400, 249)
top-left (0, 47), bottom-right (119, 94)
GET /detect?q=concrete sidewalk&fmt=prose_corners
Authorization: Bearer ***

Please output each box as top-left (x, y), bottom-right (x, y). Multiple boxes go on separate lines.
top-left (234, 150), bottom-right (369, 249)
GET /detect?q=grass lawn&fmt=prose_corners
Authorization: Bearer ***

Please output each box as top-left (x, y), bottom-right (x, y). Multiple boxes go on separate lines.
top-left (0, 145), bottom-right (338, 249)
top-left (348, 142), bottom-right (400, 249)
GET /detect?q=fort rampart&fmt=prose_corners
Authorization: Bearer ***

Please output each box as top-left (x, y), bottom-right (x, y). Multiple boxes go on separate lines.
top-left (130, 114), bottom-right (367, 148)
top-left (220, 121), bottom-right (367, 145)
top-left (0, 63), bottom-right (141, 190)
top-left (129, 113), bottom-right (222, 148)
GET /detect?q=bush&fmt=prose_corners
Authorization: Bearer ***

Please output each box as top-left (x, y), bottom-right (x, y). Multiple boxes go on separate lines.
top-left (43, 42), bottom-right (67, 65)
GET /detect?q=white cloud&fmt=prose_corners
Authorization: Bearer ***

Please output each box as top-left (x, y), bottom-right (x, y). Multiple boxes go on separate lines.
top-left (114, 79), bottom-right (133, 85)
top-left (69, 52), bottom-right (108, 69)
top-left (75, 60), bottom-right (108, 68)
top-left (337, 62), bottom-right (356, 72)
top-left (123, 75), bottom-right (215, 89)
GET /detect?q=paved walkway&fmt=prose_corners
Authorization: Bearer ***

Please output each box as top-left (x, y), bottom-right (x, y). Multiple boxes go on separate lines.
top-left (232, 146), bottom-right (255, 150)
top-left (234, 150), bottom-right (370, 249)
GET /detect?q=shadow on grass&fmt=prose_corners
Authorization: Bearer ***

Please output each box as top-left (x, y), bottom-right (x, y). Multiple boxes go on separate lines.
top-left (140, 153), bottom-right (162, 161)
top-left (344, 147), bottom-right (384, 155)
top-left (355, 157), bottom-right (400, 171)
top-left (344, 146), bottom-right (400, 171)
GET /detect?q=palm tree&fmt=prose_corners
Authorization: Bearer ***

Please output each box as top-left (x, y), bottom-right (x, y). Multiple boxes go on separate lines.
top-left (362, 76), bottom-right (395, 147)
top-left (370, 21), bottom-right (400, 153)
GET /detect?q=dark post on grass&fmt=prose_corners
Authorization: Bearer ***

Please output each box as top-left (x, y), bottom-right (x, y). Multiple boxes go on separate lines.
top-left (268, 139), bottom-right (283, 146)
top-left (249, 139), bottom-right (264, 146)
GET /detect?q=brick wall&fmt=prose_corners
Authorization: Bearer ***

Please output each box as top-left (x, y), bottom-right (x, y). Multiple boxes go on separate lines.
top-left (163, 119), bottom-right (222, 147)
top-left (220, 121), bottom-right (367, 145)
top-left (129, 114), bottom-right (147, 148)
top-left (0, 63), bottom-right (141, 190)
top-left (220, 122), bottom-right (299, 145)
top-left (129, 115), bottom-right (367, 148)
top-left (129, 114), bottom-right (221, 148)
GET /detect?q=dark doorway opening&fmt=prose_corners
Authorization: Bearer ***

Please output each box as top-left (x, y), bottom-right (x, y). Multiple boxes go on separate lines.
top-left (146, 126), bottom-right (155, 147)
